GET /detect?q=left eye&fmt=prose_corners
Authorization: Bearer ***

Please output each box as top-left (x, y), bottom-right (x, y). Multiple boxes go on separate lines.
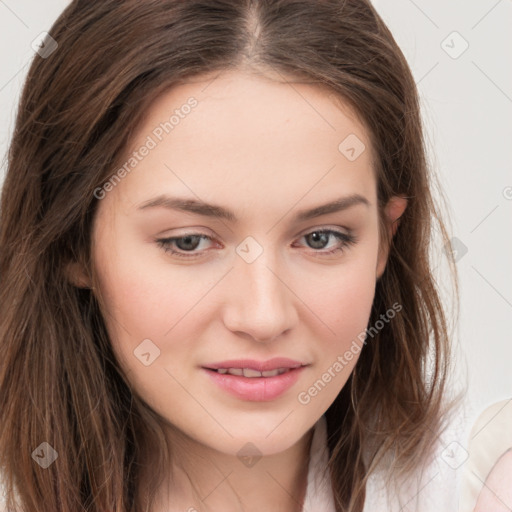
top-left (295, 229), bottom-right (357, 254)
top-left (156, 229), bottom-right (357, 259)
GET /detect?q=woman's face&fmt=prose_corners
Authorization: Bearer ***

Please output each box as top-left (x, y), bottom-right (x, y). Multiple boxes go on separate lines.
top-left (89, 69), bottom-right (402, 457)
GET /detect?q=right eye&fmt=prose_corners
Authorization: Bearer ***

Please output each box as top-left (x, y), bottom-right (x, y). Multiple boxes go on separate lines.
top-left (156, 233), bottom-right (215, 259)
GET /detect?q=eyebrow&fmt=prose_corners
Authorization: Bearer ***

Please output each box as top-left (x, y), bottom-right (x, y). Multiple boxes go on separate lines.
top-left (137, 193), bottom-right (370, 223)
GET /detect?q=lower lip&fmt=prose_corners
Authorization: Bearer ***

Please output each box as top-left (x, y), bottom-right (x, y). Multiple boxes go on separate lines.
top-left (202, 366), bottom-right (307, 402)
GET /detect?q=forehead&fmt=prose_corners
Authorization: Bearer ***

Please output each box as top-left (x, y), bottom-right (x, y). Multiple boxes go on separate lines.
top-left (139, 69), bottom-right (372, 155)
top-left (109, 69), bottom-right (377, 220)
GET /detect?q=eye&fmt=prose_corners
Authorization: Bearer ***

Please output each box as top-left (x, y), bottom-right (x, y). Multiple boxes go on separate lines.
top-left (156, 233), bottom-right (214, 258)
top-left (155, 228), bottom-right (357, 259)
top-left (294, 229), bottom-right (358, 256)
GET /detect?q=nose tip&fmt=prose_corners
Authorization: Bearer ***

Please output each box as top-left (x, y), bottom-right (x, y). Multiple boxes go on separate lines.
top-left (225, 297), bottom-right (294, 344)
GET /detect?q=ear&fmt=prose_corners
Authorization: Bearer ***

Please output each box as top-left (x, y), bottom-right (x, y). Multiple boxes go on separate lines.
top-left (64, 260), bottom-right (92, 289)
top-left (376, 195), bottom-right (408, 280)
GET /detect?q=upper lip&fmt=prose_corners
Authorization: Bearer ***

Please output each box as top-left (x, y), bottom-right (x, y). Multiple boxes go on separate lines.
top-left (203, 358), bottom-right (306, 372)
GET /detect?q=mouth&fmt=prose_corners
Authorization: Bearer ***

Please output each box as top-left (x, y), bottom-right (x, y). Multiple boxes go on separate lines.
top-left (203, 357), bottom-right (305, 373)
top-left (201, 358), bottom-right (309, 401)
top-left (206, 367), bottom-right (296, 377)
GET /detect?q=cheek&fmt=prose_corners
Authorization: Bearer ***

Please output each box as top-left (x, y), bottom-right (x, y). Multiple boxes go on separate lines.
top-left (293, 259), bottom-right (377, 411)
top-left (94, 255), bottom-right (202, 356)
top-left (332, 270), bottom-right (376, 337)
top-left (92, 254), bottom-right (205, 414)
top-left (297, 251), bottom-right (378, 346)
top-left (316, 276), bottom-right (375, 380)
top-left (90, 223), bottom-right (197, 369)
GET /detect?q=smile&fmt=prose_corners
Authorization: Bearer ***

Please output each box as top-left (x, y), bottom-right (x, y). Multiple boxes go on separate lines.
top-left (201, 358), bottom-right (309, 401)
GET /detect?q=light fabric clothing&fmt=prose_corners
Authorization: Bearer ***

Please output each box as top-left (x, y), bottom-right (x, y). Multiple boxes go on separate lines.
top-left (303, 406), bottom-right (472, 512)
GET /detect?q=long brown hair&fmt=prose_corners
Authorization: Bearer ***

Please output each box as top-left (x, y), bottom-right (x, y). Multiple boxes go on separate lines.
top-left (0, 1), bottom-right (460, 510)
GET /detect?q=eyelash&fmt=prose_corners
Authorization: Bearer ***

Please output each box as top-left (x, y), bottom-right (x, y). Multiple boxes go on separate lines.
top-left (155, 229), bottom-right (358, 259)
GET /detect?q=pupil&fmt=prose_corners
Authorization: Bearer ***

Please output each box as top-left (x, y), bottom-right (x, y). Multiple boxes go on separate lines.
top-left (308, 232), bottom-right (328, 249)
top-left (177, 235), bottom-right (200, 251)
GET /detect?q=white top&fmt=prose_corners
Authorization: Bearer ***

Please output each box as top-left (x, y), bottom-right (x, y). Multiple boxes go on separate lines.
top-left (303, 406), bottom-right (471, 512)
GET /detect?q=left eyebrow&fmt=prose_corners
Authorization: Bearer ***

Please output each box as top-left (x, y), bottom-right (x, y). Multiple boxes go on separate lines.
top-left (136, 193), bottom-right (370, 223)
top-left (293, 194), bottom-right (371, 221)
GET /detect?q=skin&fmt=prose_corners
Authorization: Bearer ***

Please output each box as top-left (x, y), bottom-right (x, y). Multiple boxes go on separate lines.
top-left (73, 68), bottom-right (407, 511)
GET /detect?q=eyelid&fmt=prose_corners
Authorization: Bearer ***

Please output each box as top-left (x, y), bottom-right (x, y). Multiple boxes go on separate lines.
top-left (157, 224), bottom-right (352, 241)
top-left (296, 224), bottom-right (352, 237)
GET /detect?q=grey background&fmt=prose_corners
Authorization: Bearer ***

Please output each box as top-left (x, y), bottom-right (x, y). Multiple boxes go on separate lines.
top-left (0, 0), bottom-right (511, 431)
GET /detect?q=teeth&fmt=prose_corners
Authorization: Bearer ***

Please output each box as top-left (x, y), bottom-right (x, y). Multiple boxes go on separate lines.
top-left (243, 368), bottom-right (262, 378)
top-left (215, 367), bottom-right (291, 377)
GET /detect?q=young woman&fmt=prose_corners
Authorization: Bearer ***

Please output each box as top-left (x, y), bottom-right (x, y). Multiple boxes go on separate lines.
top-left (0, 1), bottom-right (462, 511)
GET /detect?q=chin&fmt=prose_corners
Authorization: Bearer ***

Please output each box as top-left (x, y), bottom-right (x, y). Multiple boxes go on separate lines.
top-left (201, 417), bottom-right (314, 457)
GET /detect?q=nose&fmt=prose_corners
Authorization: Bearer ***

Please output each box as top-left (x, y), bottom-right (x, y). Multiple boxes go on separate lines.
top-left (222, 250), bottom-right (299, 343)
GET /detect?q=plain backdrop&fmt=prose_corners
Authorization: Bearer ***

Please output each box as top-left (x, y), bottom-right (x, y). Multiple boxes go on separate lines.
top-left (0, 0), bottom-right (511, 448)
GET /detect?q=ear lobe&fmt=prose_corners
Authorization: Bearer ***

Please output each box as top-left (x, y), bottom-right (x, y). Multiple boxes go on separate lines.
top-left (64, 260), bottom-right (92, 289)
top-left (376, 195), bottom-right (408, 279)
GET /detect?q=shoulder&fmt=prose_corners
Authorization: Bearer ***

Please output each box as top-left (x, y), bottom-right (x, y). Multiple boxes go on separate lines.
top-left (460, 398), bottom-right (512, 512)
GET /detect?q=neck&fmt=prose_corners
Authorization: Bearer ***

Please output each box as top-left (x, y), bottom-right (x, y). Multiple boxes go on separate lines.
top-left (143, 422), bottom-right (315, 512)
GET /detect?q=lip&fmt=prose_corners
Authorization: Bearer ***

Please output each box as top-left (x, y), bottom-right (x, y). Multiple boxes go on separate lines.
top-left (203, 357), bottom-right (305, 372)
top-left (201, 358), bottom-right (308, 402)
